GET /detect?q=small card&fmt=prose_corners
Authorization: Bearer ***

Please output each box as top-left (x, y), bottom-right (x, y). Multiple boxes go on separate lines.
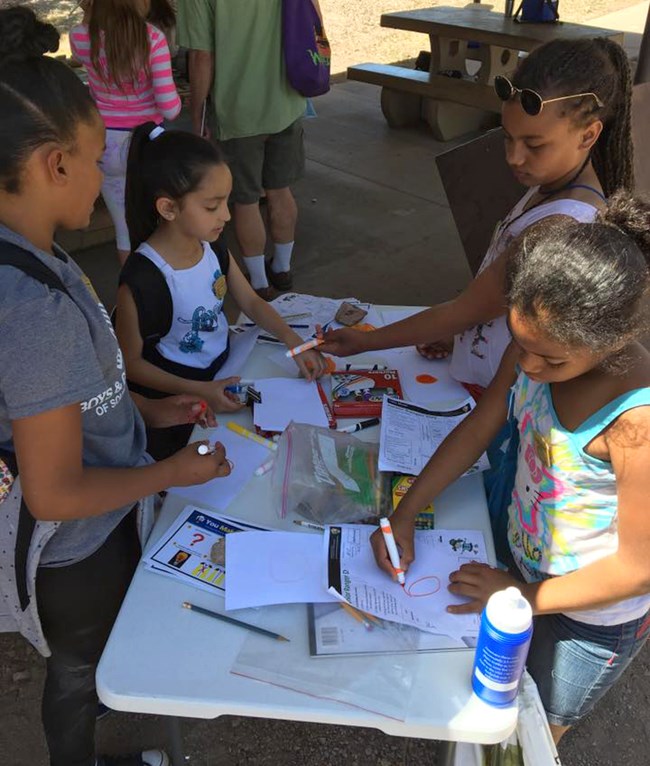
top-left (335, 301), bottom-right (368, 327)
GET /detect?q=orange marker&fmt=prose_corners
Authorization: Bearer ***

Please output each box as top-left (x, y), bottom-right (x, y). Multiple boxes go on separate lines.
top-left (379, 517), bottom-right (405, 585)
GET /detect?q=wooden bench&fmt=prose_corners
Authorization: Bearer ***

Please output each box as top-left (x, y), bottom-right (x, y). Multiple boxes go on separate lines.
top-left (349, 5), bottom-right (624, 141)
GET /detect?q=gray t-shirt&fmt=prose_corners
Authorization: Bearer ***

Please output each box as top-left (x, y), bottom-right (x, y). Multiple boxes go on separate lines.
top-left (0, 226), bottom-right (149, 566)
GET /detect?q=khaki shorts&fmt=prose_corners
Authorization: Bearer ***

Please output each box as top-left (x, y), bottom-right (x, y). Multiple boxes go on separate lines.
top-left (219, 119), bottom-right (305, 205)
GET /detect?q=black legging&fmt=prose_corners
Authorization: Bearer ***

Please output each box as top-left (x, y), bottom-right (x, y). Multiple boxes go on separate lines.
top-left (35, 510), bottom-right (141, 766)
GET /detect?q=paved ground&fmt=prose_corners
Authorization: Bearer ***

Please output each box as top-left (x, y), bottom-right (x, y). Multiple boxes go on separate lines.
top-left (3, 1), bottom-right (650, 764)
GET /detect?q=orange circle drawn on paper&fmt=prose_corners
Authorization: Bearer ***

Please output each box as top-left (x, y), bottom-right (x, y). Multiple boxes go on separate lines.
top-left (416, 374), bottom-right (438, 384)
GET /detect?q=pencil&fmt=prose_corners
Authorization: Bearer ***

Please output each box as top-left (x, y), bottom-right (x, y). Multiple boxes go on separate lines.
top-left (340, 601), bottom-right (373, 630)
top-left (182, 602), bottom-right (290, 642)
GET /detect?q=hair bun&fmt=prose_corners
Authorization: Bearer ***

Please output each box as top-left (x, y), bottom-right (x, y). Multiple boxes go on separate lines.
top-left (599, 191), bottom-right (650, 263)
top-left (0, 6), bottom-right (60, 67)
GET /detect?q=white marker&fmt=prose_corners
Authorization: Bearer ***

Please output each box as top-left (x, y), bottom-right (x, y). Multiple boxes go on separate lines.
top-left (337, 417), bottom-right (380, 434)
top-left (254, 458), bottom-right (275, 476)
top-left (379, 517), bottom-right (405, 585)
top-left (293, 520), bottom-right (325, 532)
top-left (196, 444), bottom-right (211, 456)
top-left (285, 337), bottom-right (324, 358)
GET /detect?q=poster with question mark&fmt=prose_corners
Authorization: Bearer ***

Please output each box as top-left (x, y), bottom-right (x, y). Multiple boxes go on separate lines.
top-left (143, 505), bottom-right (268, 595)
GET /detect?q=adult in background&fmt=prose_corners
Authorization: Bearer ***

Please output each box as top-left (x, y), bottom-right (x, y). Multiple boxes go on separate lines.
top-left (177, 0), bottom-right (306, 300)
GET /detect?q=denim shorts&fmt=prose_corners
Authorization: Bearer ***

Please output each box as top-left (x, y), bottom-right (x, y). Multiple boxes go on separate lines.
top-left (526, 609), bottom-right (650, 726)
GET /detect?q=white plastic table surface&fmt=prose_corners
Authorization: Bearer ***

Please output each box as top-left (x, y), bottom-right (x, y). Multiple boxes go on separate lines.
top-left (96, 306), bottom-right (518, 745)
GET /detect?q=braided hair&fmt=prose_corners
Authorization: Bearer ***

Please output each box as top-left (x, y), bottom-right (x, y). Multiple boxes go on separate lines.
top-left (513, 38), bottom-right (634, 197)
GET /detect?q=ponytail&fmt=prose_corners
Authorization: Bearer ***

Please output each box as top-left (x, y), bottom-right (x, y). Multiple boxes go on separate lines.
top-left (591, 38), bottom-right (634, 196)
top-left (513, 38), bottom-right (635, 196)
top-left (0, 6), bottom-right (97, 194)
top-left (125, 123), bottom-right (226, 250)
top-left (507, 191), bottom-right (650, 355)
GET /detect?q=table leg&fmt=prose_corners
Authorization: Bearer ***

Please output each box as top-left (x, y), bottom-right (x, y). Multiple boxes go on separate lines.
top-left (438, 741), bottom-right (456, 766)
top-left (166, 716), bottom-right (186, 766)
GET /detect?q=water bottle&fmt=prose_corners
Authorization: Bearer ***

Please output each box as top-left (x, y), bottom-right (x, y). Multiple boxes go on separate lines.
top-left (472, 586), bottom-right (533, 707)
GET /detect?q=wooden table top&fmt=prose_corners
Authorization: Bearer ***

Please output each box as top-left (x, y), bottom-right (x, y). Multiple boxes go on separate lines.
top-left (381, 5), bottom-right (623, 50)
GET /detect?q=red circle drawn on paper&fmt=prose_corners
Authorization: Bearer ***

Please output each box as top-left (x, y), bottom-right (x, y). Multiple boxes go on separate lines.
top-left (404, 575), bottom-right (441, 598)
top-left (416, 374), bottom-right (438, 384)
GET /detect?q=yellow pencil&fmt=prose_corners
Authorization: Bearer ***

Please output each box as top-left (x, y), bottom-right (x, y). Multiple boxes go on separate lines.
top-left (340, 601), bottom-right (373, 630)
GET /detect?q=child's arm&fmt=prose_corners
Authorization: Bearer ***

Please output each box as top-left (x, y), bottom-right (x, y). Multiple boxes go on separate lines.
top-left (148, 26), bottom-right (182, 121)
top-left (370, 344), bottom-right (518, 578)
top-left (318, 214), bottom-right (572, 358)
top-left (11, 403), bottom-right (231, 522)
top-left (130, 392), bottom-right (217, 429)
top-left (448, 405), bottom-right (650, 615)
top-left (115, 284), bottom-right (244, 414)
top-left (226, 257), bottom-right (328, 379)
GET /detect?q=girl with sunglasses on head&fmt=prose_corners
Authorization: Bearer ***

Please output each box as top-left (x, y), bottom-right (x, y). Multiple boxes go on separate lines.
top-left (319, 37), bottom-right (633, 387)
top-left (318, 37), bottom-right (634, 538)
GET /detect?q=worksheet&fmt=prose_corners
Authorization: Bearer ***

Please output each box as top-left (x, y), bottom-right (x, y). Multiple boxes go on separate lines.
top-left (378, 395), bottom-right (490, 476)
top-left (326, 526), bottom-right (486, 639)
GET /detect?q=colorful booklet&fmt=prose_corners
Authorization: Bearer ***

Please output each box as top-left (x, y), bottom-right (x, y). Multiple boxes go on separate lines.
top-left (331, 369), bottom-right (403, 417)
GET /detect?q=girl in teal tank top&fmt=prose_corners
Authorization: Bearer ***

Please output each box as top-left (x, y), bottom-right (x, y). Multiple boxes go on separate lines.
top-left (372, 192), bottom-right (650, 746)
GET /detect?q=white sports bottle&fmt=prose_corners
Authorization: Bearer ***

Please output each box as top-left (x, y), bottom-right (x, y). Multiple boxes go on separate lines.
top-left (472, 586), bottom-right (533, 707)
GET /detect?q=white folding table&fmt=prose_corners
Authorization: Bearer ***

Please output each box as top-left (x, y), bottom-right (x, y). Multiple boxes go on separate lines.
top-left (96, 306), bottom-right (518, 764)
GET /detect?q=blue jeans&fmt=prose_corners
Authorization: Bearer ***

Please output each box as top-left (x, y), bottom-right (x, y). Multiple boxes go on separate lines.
top-left (526, 609), bottom-right (650, 727)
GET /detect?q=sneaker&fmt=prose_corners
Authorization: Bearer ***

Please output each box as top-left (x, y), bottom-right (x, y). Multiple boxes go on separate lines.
top-left (96, 750), bottom-right (170, 766)
top-left (265, 260), bottom-right (293, 292)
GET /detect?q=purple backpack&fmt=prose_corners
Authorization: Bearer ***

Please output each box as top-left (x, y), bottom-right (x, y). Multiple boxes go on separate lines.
top-left (282, 0), bottom-right (331, 97)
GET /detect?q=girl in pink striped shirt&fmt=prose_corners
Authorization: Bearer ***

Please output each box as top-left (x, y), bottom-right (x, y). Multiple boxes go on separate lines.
top-left (71, 0), bottom-right (181, 263)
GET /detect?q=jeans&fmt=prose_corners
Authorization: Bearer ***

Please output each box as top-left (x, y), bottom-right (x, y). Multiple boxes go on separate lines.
top-left (526, 609), bottom-right (650, 727)
top-left (36, 510), bottom-right (141, 766)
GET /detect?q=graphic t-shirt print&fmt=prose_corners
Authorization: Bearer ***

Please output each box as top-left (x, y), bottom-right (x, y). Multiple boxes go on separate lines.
top-left (177, 269), bottom-right (225, 354)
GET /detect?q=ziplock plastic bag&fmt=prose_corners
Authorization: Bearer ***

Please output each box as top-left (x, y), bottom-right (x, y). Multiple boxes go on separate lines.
top-left (272, 422), bottom-right (391, 523)
top-left (230, 603), bottom-right (416, 721)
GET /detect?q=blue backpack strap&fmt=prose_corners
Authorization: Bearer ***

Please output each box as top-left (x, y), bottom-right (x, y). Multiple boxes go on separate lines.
top-left (574, 387), bottom-right (650, 448)
top-left (564, 183), bottom-right (607, 202)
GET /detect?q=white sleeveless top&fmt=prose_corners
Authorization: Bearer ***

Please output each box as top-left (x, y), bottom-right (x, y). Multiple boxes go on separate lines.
top-left (449, 190), bottom-right (600, 389)
top-left (136, 241), bottom-right (229, 369)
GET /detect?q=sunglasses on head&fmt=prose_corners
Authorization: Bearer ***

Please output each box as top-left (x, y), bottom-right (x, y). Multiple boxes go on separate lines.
top-left (494, 75), bottom-right (605, 116)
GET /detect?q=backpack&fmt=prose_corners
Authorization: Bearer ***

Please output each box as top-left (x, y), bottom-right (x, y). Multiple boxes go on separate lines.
top-left (282, 0), bottom-right (331, 98)
top-left (0, 242), bottom-right (72, 618)
top-left (118, 241), bottom-right (231, 385)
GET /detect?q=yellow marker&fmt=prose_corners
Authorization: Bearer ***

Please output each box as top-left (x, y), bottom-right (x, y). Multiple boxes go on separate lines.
top-left (285, 337), bottom-right (324, 358)
top-left (226, 421), bottom-right (278, 451)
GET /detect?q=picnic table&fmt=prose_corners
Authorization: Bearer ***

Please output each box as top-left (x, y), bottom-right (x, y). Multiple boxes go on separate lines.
top-left (348, 5), bottom-right (624, 140)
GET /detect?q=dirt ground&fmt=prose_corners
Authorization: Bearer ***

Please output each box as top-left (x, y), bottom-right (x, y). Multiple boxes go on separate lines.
top-left (4, 1), bottom-right (650, 765)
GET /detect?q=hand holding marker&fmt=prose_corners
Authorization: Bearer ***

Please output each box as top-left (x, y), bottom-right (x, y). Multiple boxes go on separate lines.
top-left (379, 517), bottom-right (406, 586)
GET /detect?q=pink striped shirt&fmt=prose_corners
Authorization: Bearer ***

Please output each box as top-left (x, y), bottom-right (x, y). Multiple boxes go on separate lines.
top-left (70, 23), bottom-right (181, 130)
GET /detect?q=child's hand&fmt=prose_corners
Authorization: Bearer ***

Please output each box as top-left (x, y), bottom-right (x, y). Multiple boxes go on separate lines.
top-left (447, 562), bottom-right (520, 614)
top-left (370, 514), bottom-right (416, 581)
top-left (416, 339), bottom-right (454, 360)
top-left (294, 348), bottom-right (328, 380)
top-left (207, 377), bottom-right (246, 413)
top-left (145, 395), bottom-right (217, 429)
top-left (167, 440), bottom-right (232, 486)
top-left (316, 326), bottom-right (369, 358)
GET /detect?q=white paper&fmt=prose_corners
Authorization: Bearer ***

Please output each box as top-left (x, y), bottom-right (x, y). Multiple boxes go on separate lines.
top-left (142, 506), bottom-right (266, 595)
top-left (168, 422), bottom-right (271, 510)
top-left (380, 348), bottom-right (469, 406)
top-left (216, 327), bottom-right (260, 380)
top-left (253, 378), bottom-right (329, 432)
top-left (326, 526), bottom-right (486, 638)
top-left (378, 395), bottom-right (490, 476)
top-left (225, 530), bottom-right (338, 610)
